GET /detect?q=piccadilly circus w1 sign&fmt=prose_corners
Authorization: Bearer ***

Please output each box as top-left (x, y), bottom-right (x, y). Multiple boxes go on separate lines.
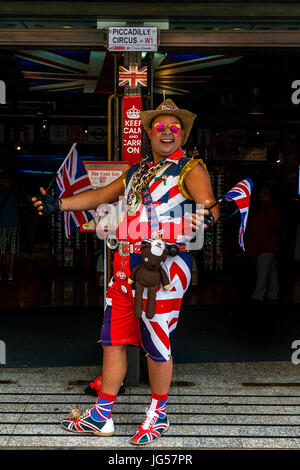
top-left (108, 26), bottom-right (158, 52)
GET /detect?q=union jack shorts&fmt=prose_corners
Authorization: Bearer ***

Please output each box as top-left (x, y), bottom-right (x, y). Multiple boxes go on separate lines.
top-left (100, 251), bottom-right (192, 362)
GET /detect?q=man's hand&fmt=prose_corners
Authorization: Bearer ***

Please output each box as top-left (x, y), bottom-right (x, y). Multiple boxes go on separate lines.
top-left (32, 187), bottom-right (60, 216)
top-left (191, 199), bottom-right (216, 231)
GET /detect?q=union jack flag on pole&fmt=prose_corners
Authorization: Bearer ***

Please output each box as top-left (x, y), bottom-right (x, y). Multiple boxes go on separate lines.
top-left (222, 178), bottom-right (253, 251)
top-left (56, 143), bottom-right (96, 238)
top-left (118, 65), bottom-right (147, 87)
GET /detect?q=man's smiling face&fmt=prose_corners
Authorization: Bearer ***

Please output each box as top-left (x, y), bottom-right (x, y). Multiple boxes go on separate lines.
top-left (147, 114), bottom-right (185, 160)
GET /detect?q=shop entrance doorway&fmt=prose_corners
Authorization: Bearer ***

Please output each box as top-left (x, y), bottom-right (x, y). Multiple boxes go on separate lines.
top-left (0, 32), bottom-right (299, 366)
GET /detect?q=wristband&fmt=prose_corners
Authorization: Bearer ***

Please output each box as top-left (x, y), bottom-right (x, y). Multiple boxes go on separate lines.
top-left (203, 210), bottom-right (215, 229)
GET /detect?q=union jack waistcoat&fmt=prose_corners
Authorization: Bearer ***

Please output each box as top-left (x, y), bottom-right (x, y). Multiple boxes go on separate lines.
top-left (117, 150), bottom-right (208, 244)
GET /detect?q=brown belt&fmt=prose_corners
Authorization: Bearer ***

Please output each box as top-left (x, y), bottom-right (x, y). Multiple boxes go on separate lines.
top-left (118, 241), bottom-right (189, 256)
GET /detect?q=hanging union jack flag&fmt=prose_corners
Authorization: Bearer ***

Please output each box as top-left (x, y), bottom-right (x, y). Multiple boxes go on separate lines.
top-left (152, 53), bottom-right (242, 95)
top-left (15, 50), bottom-right (242, 96)
top-left (14, 49), bottom-right (114, 93)
top-left (56, 144), bottom-right (96, 238)
top-left (223, 178), bottom-right (253, 251)
top-left (118, 65), bottom-right (148, 87)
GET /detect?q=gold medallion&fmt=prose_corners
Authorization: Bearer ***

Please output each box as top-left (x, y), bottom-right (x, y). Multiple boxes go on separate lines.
top-left (127, 192), bottom-right (142, 216)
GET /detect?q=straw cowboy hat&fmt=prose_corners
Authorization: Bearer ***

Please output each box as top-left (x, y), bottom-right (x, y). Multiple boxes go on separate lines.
top-left (140, 99), bottom-right (197, 146)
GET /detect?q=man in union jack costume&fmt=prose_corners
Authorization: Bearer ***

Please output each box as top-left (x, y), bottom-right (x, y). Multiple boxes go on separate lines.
top-left (32, 99), bottom-right (219, 445)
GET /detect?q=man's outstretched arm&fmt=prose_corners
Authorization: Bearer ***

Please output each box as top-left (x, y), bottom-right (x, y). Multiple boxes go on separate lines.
top-left (32, 173), bottom-right (125, 216)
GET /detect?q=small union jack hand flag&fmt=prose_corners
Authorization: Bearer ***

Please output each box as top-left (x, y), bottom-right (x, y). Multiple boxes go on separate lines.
top-left (222, 178), bottom-right (253, 251)
top-left (118, 65), bottom-right (147, 87)
top-left (55, 143), bottom-right (96, 238)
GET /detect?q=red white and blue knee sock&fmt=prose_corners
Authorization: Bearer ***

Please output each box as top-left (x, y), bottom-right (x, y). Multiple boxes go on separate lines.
top-left (149, 391), bottom-right (168, 418)
top-left (90, 391), bottom-right (117, 422)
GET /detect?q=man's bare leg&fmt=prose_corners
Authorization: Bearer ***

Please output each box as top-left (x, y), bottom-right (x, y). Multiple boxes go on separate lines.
top-left (147, 355), bottom-right (173, 395)
top-left (100, 344), bottom-right (128, 395)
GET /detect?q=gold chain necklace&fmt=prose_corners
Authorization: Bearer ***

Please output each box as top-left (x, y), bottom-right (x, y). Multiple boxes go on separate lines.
top-left (127, 158), bottom-right (171, 215)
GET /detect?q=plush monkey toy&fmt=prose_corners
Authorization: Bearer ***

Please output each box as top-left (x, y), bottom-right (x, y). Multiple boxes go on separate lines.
top-left (128, 239), bottom-right (170, 320)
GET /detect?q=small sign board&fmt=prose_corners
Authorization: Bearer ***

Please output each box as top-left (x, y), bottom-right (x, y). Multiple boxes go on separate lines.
top-left (108, 26), bottom-right (158, 52)
top-left (123, 95), bottom-right (142, 166)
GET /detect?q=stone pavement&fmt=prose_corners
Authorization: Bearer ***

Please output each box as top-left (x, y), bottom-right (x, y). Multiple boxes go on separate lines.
top-left (0, 361), bottom-right (300, 449)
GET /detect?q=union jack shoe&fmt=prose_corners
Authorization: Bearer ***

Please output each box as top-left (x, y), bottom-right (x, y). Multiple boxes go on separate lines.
top-left (61, 408), bottom-right (115, 436)
top-left (131, 408), bottom-right (169, 445)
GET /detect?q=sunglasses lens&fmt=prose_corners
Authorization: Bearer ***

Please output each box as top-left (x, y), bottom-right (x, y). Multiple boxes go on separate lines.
top-left (154, 123), bottom-right (166, 132)
top-left (169, 124), bottom-right (181, 133)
